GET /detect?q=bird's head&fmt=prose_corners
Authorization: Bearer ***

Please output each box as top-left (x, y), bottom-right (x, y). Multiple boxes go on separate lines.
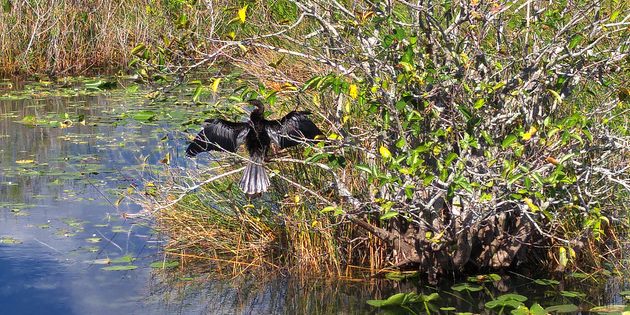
top-left (246, 99), bottom-right (265, 120)
top-left (247, 99), bottom-right (265, 113)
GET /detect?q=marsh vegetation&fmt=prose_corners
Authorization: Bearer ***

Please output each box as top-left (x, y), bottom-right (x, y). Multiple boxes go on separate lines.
top-left (1, 0), bottom-right (629, 313)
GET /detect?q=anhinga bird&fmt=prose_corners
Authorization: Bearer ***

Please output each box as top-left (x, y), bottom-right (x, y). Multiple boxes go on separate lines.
top-left (186, 99), bottom-right (323, 195)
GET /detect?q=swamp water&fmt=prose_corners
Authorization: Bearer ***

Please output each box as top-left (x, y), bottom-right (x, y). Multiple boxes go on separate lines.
top-left (0, 79), bottom-right (627, 314)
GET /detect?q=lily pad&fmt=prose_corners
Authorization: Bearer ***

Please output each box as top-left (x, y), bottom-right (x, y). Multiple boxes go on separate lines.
top-left (101, 265), bottom-right (138, 271)
top-left (367, 292), bottom-right (419, 307)
top-left (590, 305), bottom-right (630, 313)
top-left (468, 273), bottom-right (501, 283)
top-left (110, 255), bottom-right (134, 263)
top-left (560, 290), bottom-right (586, 299)
top-left (485, 294), bottom-right (527, 310)
top-left (85, 237), bottom-right (102, 243)
top-left (132, 110), bottom-right (157, 122)
top-left (545, 304), bottom-right (579, 313)
top-left (452, 282), bottom-right (483, 292)
top-left (533, 278), bottom-right (560, 286)
top-left (150, 261), bottom-right (180, 269)
top-left (0, 237), bottom-right (22, 244)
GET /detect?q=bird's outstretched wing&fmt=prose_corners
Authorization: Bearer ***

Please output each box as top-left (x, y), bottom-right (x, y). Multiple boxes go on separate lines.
top-left (186, 119), bottom-right (249, 157)
top-left (264, 111), bottom-right (323, 149)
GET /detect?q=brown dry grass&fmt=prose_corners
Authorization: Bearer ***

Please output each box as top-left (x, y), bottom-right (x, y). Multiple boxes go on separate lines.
top-left (137, 145), bottom-right (389, 278)
top-left (0, 0), bottom-right (215, 76)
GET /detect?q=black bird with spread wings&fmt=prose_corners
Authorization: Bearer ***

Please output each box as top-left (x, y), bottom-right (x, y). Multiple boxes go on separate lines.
top-left (186, 99), bottom-right (323, 195)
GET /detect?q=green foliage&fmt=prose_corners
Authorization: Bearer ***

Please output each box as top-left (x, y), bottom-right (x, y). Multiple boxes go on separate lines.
top-left (131, 0), bottom-right (629, 277)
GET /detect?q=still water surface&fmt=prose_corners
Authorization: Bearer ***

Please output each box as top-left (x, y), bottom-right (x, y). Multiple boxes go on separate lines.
top-left (0, 80), bottom-right (627, 314)
top-left (0, 81), bottom-right (385, 314)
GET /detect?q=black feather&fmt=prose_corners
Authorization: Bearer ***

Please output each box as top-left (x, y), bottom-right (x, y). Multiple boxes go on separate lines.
top-left (186, 119), bottom-right (249, 157)
top-left (264, 111), bottom-right (323, 148)
top-left (187, 100), bottom-right (322, 196)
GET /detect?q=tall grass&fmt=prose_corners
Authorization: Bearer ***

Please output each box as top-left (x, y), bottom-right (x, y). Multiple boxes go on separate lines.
top-left (0, 0), bottom-right (216, 76)
top-left (136, 135), bottom-right (391, 277)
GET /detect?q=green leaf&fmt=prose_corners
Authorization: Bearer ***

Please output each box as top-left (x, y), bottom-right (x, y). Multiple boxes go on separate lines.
top-left (568, 35), bottom-right (583, 49)
top-left (444, 152), bottom-right (458, 166)
top-left (474, 98), bottom-right (485, 109)
top-left (110, 255), bottom-right (134, 263)
top-left (101, 265), bottom-right (138, 271)
top-left (545, 304), bottom-right (579, 313)
top-left (533, 278), bottom-right (559, 286)
top-left (451, 283), bottom-right (483, 292)
top-left (511, 305), bottom-right (530, 315)
top-left (192, 84), bottom-right (203, 102)
top-left (420, 293), bottom-right (439, 302)
top-left (502, 135), bottom-right (518, 149)
top-left (385, 271), bottom-right (419, 281)
top-left (131, 43), bottom-right (146, 56)
top-left (150, 261), bottom-right (180, 269)
top-left (85, 237), bottom-right (101, 243)
top-left (468, 273), bottom-right (501, 282)
top-left (548, 89), bottom-right (563, 104)
top-left (355, 164), bottom-right (373, 176)
top-left (530, 303), bottom-right (547, 315)
top-left (589, 305), bottom-right (629, 313)
top-left (497, 294), bottom-right (527, 302)
top-left (609, 11), bottom-right (620, 22)
top-left (132, 110), bottom-right (157, 122)
top-left (0, 237), bottom-right (22, 244)
top-left (486, 299), bottom-right (524, 309)
top-left (211, 78), bottom-right (221, 94)
top-left (320, 206), bottom-right (338, 213)
top-left (367, 293), bottom-right (409, 307)
top-left (423, 175), bottom-right (435, 186)
top-left (560, 290), bottom-right (585, 299)
top-left (380, 211), bottom-right (399, 220)
top-left (302, 76), bottom-right (323, 91)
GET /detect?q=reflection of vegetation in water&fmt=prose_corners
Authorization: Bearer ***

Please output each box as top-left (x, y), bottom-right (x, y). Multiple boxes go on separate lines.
top-left (143, 269), bottom-right (629, 314)
top-left (367, 273), bottom-right (629, 314)
top-left (146, 271), bottom-right (405, 314)
top-left (0, 77), bottom-right (192, 273)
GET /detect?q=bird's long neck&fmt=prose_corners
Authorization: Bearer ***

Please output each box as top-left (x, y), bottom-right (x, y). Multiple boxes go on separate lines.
top-left (250, 103), bottom-right (265, 122)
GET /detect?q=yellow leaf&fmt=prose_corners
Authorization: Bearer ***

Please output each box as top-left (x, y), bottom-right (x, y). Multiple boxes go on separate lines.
top-left (115, 195), bottom-right (125, 207)
top-left (379, 146), bottom-right (392, 159)
top-left (61, 119), bottom-right (73, 128)
top-left (548, 89), bottom-right (563, 104)
top-left (522, 126), bottom-right (537, 141)
top-left (159, 152), bottom-right (170, 165)
top-left (211, 78), bottom-right (221, 94)
top-left (568, 247), bottom-right (576, 259)
top-left (558, 247), bottom-right (568, 267)
top-left (328, 133), bottom-right (341, 140)
top-left (238, 5), bottom-right (247, 23)
top-left (15, 159), bottom-right (34, 164)
top-left (523, 197), bottom-right (539, 212)
top-left (348, 84), bottom-right (358, 99)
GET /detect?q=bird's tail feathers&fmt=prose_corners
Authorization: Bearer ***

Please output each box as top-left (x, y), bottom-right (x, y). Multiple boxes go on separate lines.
top-left (239, 156), bottom-right (270, 196)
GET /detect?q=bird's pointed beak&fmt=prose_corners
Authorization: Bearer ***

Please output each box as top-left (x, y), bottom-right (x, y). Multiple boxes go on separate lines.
top-left (233, 101), bottom-right (251, 113)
